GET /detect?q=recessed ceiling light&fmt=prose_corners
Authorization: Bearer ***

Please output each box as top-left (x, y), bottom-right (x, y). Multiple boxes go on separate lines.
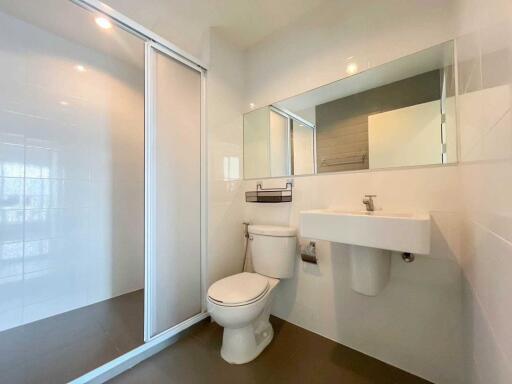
top-left (346, 62), bottom-right (358, 75)
top-left (75, 64), bottom-right (86, 72)
top-left (60, 101), bottom-right (69, 106)
top-left (249, 103), bottom-right (255, 109)
top-left (95, 17), bottom-right (112, 29)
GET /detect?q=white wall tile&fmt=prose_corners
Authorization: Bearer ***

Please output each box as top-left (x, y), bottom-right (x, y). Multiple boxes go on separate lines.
top-left (0, 177), bottom-right (23, 210)
top-left (456, 0), bottom-right (512, 381)
top-left (0, 144), bottom-right (24, 178)
top-left (0, 306), bottom-right (22, 332)
top-left (0, 210), bottom-right (24, 243)
top-left (242, 167), bottom-right (464, 383)
top-left (0, 241), bottom-right (23, 279)
top-left (206, 31), bottom-right (246, 287)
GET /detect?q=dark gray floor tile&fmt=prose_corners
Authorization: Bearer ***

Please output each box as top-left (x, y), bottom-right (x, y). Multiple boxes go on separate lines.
top-left (110, 316), bottom-right (432, 384)
top-left (0, 290), bottom-right (144, 384)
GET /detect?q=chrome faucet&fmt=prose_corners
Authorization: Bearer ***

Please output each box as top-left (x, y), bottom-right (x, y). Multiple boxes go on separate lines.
top-left (362, 194), bottom-right (376, 212)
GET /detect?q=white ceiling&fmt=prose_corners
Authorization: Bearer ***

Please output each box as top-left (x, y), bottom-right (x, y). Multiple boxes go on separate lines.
top-left (0, 0), bottom-right (332, 67)
top-left (104, 0), bottom-right (331, 53)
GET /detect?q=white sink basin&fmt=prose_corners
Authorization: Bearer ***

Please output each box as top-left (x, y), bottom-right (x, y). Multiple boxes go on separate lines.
top-left (300, 209), bottom-right (430, 254)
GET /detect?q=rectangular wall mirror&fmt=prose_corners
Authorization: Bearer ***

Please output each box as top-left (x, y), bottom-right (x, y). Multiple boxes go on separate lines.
top-left (243, 40), bottom-right (456, 179)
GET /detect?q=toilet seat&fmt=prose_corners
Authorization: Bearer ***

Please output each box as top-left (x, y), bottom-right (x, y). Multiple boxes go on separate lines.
top-left (208, 272), bottom-right (270, 307)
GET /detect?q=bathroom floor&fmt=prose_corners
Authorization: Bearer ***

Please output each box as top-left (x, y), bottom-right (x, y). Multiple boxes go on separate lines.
top-left (110, 316), bottom-right (432, 384)
top-left (0, 289), bottom-right (144, 384)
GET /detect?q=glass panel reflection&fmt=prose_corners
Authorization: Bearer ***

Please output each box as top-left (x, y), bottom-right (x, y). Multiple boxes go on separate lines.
top-left (0, 0), bottom-right (145, 382)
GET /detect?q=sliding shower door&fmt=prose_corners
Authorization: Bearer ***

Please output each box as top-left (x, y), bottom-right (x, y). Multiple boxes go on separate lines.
top-left (0, 0), bottom-right (205, 381)
top-left (145, 43), bottom-right (204, 339)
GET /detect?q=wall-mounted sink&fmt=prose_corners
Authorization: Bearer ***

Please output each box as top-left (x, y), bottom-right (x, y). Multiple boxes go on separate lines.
top-left (300, 209), bottom-right (431, 296)
top-left (300, 209), bottom-right (430, 254)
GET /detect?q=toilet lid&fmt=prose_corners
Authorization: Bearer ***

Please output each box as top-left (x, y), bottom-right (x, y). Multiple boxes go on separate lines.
top-left (208, 272), bottom-right (269, 305)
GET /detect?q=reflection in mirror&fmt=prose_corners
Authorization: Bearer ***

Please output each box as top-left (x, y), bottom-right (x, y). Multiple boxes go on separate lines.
top-left (244, 107), bottom-right (316, 177)
top-left (243, 41), bottom-right (456, 179)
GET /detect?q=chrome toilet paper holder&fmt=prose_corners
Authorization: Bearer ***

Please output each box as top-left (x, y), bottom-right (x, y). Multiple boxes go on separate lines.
top-left (301, 241), bottom-right (317, 264)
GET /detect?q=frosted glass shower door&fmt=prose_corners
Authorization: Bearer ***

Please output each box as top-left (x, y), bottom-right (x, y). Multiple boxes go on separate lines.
top-left (146, 43), bottom-right (204, 339)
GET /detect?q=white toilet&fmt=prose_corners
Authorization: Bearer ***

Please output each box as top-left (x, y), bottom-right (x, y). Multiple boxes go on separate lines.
top-left (207, 225), bottom-right (296, 364)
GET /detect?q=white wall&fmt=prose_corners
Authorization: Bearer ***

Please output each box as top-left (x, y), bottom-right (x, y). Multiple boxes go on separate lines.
top-left (0, 11), bottom-right (144, 331)
top-left (242, 1), bottom-right (466, 383)
top-left (206, 30), bottom-right (246, 287)
top-left (455, 0), bottom-right (512, 382)
top-left (245, 0), bottom-right (456, 109)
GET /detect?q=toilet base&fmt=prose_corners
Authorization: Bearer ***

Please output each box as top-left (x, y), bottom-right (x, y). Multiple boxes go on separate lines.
top-left (220, 320), bottom-right (274, 364)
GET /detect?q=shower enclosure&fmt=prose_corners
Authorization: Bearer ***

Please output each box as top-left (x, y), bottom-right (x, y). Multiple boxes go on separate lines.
top-left (0, 0), bottom-right (206, 382)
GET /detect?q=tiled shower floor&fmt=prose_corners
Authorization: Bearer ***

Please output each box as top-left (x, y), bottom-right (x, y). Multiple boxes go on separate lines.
top-left (110, 316), bottom-right (432, 384)
top-left (0, 290), bottom-right (144, 384)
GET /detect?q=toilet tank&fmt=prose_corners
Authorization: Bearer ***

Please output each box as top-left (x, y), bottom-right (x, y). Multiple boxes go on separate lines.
top-left (248, 225), bottom-right (296, 279)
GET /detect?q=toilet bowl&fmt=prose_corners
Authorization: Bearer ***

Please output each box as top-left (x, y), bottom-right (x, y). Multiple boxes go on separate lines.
top-left (207, 225), bottom-right (296, 364)
top-left (207, 272), bottom-right (279, 364)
